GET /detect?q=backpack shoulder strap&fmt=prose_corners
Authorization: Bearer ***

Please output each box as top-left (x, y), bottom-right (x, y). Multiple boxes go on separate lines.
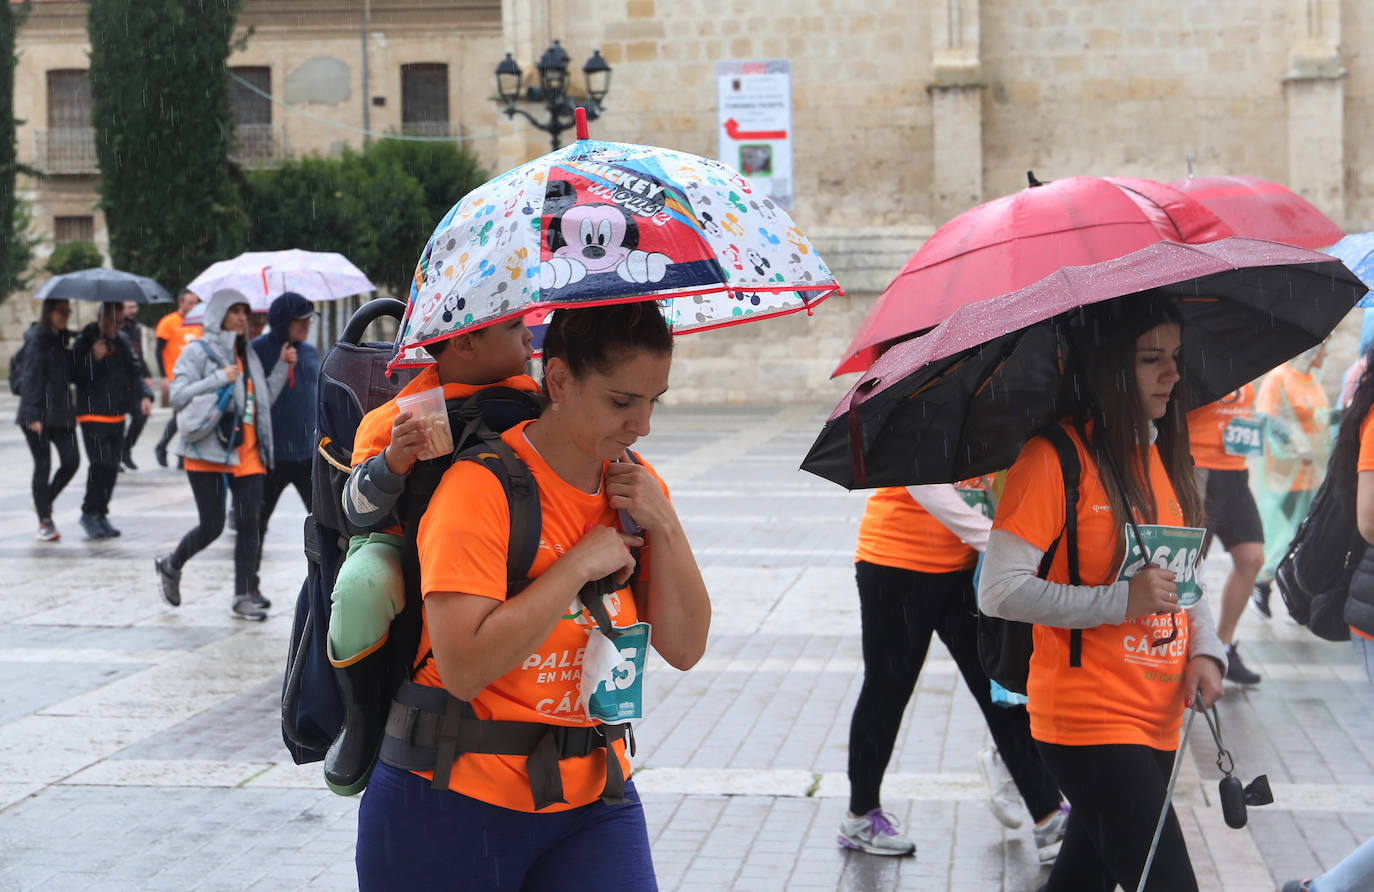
top-left (457, 438), bottom-right (543, 594)
top-left (1037, 425), bottom-right (1084, 667)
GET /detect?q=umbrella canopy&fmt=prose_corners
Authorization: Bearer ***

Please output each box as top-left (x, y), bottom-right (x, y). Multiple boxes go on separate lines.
top-left (388, 137), bottom-right (839, 372)
top-left (187, 250), bottom-right (375, 312)
top-left (1325, 232), bottom-right (1374, 307)
top-left (832, 176), bottom-right (1233, 375)
top-left (802, 238), bottom-right (1365, 490)
top-left (32, 267), bottom-right (173, 304)
top-left (1169, 175), bottom-right (1343, 250)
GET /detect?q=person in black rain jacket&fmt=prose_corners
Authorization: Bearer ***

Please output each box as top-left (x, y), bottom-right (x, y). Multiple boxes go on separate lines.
top-left (72, 301), bottom-right (152, 539)
top-left (16, 298), bottom-right (79, 541)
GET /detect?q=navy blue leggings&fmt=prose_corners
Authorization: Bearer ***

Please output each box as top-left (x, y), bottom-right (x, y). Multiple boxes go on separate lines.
top-left (356, 761), bottom-right (658, 891)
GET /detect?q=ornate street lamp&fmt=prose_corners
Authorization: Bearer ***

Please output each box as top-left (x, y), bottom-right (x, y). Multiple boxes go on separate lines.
top-left (494, 41), bottom-right (612, 150)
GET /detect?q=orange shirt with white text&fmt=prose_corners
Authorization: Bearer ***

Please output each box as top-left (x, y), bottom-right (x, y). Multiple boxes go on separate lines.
top-left (1187, 383), bottom-right (1256, 472)
top-left (856, 479), bottom-right (990, 574)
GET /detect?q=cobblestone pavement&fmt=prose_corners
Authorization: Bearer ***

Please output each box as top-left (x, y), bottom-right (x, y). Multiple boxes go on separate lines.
top-left (1, 398), bottom-right (1372, 891)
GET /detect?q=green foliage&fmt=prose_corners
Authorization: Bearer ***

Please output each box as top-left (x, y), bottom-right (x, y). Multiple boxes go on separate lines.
top-left (0, 2), bottom-right (30, 301)
top-left (244, 140), bottom-right (486, 298)
top-left (45, 240), bottom-right (103, 276)
top-left (88, 0), bottom-right (247, 295)
top-left (364, 139), bottom-right (488, 236)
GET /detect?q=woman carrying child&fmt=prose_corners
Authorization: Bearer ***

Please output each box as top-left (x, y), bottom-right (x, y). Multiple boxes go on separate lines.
top-left (355, 303), bottom-right (710, 891)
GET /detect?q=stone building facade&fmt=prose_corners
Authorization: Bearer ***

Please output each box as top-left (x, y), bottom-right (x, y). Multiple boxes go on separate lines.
top-left (4, 0), bottom-right (1370, 400)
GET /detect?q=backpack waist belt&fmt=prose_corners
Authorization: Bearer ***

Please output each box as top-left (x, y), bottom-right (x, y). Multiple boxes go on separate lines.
top-left (378, 680), bottom-right (634, 811)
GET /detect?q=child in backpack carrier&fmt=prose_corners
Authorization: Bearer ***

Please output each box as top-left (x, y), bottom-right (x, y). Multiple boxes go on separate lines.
top-left (325, 317), bottom-right (536, 790)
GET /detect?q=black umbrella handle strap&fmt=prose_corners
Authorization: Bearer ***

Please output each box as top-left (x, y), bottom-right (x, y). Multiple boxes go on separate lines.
top-left (1198, 700), bottom-right (1234, 775)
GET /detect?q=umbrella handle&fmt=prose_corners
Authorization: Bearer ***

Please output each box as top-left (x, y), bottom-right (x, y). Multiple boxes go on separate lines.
top-left (575, 106), bottom-right (589, 140)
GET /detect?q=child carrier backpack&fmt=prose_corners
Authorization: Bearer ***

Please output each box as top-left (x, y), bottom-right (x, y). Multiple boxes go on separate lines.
top-left (976, 425), bottom-right (1083, 696)
top-left (281, 298), bottom-right (422, 763)
top-left (1275, 449), bottom-right (1366, 642)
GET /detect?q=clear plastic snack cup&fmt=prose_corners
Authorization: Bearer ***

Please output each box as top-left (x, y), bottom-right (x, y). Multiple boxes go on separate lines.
top-left (395, 386), bottom-right (454, 461)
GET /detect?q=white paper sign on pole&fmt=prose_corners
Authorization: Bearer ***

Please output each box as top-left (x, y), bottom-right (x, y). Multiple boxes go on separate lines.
top-left (716, 59), bottom-right (793, 209)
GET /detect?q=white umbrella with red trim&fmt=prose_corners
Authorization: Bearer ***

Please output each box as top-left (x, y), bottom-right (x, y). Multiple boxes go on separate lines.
top-left (388, 113), bottom-right (840, 371)
top-left (184, 249), bottom-right (375, 320)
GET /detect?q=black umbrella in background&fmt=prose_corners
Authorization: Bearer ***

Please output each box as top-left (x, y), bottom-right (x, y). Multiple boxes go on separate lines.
top-left (802, 238), bottom-right (1366, 490)
top-left (32, 267), bottom-right (172, 304)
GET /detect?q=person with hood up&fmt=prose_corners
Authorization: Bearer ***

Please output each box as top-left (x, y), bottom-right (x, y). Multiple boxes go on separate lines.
top-left (16, 298), bottom-right (79, 541)
top-left (72, 301), bottom-right (152, 539)
top-left (250, 291), bottom-right (319, 602)
top-left (153, 289), bottom-right (295, 621)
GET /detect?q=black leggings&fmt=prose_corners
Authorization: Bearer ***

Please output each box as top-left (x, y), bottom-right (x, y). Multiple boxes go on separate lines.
top-left (23, 426), bottom-right (80, 520)
top-left (124, 410), bottom-right (147, 457)
top-left (80, 420), bottom-right (124, 516)
top-left (256, 459), bottom-right (311, 568)
top-left (1037, 742), bottom-right (1198, 891)
top-left (847, 561), bottom-right (1061, 819)
top-left (171, 471), bottom-right (265, 598)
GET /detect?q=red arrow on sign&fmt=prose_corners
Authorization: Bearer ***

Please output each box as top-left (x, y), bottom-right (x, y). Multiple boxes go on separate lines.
top-left (724, 118), bottom-right (787, 140)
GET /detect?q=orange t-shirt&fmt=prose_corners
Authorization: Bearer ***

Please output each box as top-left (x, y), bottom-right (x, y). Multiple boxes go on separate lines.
top-left (413, 419), bottom-right (667, 812)
top-left (155, 312), bottom-right (202, 381)
top-left (855, 479), bottom-right (990, 574)
top-left (1256, 363), bottom-right (1330, 491)
top-left (993, 423), bottom-right (1192, 750)
top-left (184, 369), bottom-right (265, 477)
top-left (1187, 383), bottom-right (1256, 472)
top-left (350, 366), bottom-right (541, 467)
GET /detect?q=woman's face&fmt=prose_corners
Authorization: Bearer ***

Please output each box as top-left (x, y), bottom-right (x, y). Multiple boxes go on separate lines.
top-left (48, 301), bottom-right (70, 331)
top-left (549, 348), bottom-right (671, 462)
top-left (1134, 322), bottom-right (1182, 420)
top-left (222, 303), bottom-right (248, 334)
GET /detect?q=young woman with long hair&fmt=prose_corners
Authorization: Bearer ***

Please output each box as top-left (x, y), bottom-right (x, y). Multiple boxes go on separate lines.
top-left (16, 298), bottom-right (78, 541)
top-left (979, 293), bottom-right (1226, 891)
top-left (355, 303), bottom-right (710, 891)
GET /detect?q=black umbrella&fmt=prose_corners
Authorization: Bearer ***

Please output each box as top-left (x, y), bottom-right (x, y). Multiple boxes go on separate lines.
top-left (802, 237), bottom-right (1366, 489)
top-left (32, 267), bottom-right (172, 304)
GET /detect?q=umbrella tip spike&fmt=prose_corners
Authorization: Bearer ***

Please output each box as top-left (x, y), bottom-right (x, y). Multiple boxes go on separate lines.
top-left (1027, 170), bottom-right (1044, 188)
top-left (575, 106), bottom-right (589, 140)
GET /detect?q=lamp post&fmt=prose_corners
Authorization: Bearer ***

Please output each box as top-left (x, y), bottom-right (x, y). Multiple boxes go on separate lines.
top-left (495, 41), bottom-right (613, 151)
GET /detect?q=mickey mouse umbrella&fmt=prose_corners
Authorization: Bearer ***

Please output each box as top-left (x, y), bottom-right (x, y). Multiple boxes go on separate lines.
top-left (387, 112), bottom-right (840, 372)
top-left (802, 238), bottom-right (1365, 490)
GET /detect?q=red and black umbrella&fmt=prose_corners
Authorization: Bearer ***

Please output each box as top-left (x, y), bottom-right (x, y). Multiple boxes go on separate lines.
top-left (832, 176), bottom-right (1234, 375)
top-left (803, 238), bottom-right (1365, 489)
top-left (1169, 175), bottom-right (1343, 250)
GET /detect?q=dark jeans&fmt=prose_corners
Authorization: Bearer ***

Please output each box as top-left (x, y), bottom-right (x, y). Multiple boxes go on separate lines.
top-left (80, 420), bottom-right (124, 516)
top-left (23, 426), bottom-right (80, 521)
top-left (123, 410), bottom-right (147, 458)
top-left (356, 762), bottom-right (657, 892)
top-left (847, 561), bottom-right (1062, 819)
top-left (257, 459), bottom-right (312, 569)
top-left (1037, 742), bottom-right (1198, 892)
top-left (172, 471), bottom-right (265, 598)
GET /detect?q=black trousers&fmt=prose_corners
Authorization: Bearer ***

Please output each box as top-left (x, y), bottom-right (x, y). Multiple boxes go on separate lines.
top-left (172, 471), bottom-right (265, 598)
top-left (155, 414), bottom-right (178, 450)
top-left (257, 458), bottom-right (312, 568)
top-left (847, 561), bottom-right (1062, 819)
top-left (123, 410), bottom-right (147, 458)
top-left (80, 420), bottom-right (124, 516)
top-left (23, 426), bottom-right (80, 521)
top-left (1037, 742), bottom-right (1198, 892)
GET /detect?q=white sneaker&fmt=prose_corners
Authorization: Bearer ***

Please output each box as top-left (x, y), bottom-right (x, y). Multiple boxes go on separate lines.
top-left (977, 746), bottom-right (1024, 829)
top-left (1033, 803), bottom-right (1071, 864)
top-left (836, 808), bottom-right (916, 856)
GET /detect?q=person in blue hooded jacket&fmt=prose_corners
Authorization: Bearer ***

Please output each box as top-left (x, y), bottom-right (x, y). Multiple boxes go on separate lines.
top-left (251, 291), bottom-right (319, 595)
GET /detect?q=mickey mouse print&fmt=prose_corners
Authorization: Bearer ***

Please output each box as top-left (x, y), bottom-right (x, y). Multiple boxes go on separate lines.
top-left (388, 138), bottom-right (840, 373)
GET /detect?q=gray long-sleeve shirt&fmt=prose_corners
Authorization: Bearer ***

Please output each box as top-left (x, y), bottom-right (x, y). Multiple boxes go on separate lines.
top-left (343, 451), bottom-right (407, 532)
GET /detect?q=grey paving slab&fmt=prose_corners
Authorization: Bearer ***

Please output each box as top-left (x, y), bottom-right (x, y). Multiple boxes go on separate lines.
top-left (0, 397), bottom-right (1369, 890)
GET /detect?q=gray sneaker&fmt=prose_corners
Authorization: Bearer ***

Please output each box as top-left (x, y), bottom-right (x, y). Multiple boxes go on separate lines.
top-left (1033, 803), bottom-right (1071, 864)
top-left (154, 555), bottom-right (181, 607)
top-left (978, 745), bottom-right (1024, 829)
top-left (837, 808), bottom-right (915, 856)
top-left (231, 595), bottom-right (267, 622)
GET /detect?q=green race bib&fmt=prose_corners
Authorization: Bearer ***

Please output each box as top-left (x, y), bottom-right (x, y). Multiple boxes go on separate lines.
top-left (585, 622), bottom-right (651, 723)
top-left (1222, 417), bottom-right (1264, 458)
top-left (957, 486), bottom-right (993, 518)
top-left (1117, 525), bottom-right (1208, 607)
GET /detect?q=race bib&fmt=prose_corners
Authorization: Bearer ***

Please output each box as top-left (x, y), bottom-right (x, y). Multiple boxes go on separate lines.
top-left (957, 486), bottom-right (993, 518)
top-left (580, 622), bottom-right (651, 724)
top-left (1222, 417), bottom-right (1264, 458)
top-left (1117, 525), bottom-right (1207, 607)
top-left (242, 387), bottom-right (255, 427)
